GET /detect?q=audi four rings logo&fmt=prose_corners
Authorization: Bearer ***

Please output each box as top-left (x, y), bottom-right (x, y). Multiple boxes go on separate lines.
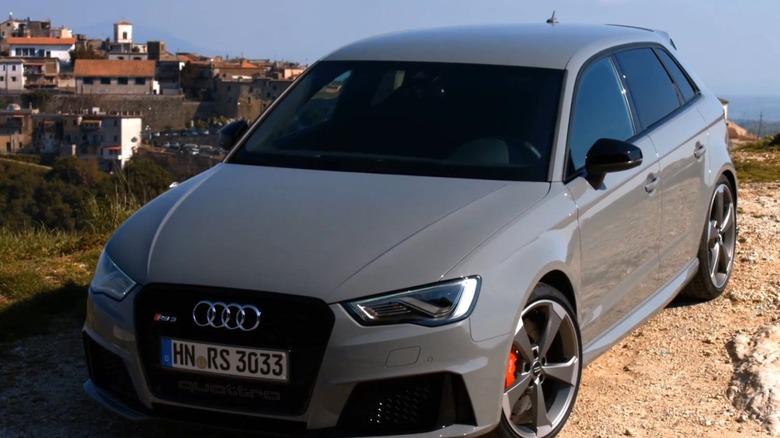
top-left (192, 300), bottom-right (262, 331)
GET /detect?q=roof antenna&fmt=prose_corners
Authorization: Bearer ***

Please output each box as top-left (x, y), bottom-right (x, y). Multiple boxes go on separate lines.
top-left (546, 10), bottom-right (559, 25)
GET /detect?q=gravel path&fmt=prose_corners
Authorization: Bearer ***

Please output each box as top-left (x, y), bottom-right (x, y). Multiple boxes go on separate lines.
top-left (1, 183), bottom-right (777, 438)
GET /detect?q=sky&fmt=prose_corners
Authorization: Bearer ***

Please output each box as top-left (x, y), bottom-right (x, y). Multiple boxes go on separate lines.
top-left (7, 0), bottom-right (780, 97)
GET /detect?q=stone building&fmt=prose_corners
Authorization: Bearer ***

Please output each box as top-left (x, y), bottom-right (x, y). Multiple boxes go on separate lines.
top-left (74, 59), bottom-right (157, 94)
top-left (0, 104), bottom-right (36, 153)
top-left (214, 75), bottom-right (296, 120)
top-left (35, 107), bottom-right (143, 170)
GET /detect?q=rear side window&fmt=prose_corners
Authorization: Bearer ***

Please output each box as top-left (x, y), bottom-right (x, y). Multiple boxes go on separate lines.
top-left (568, 57), bottom-right (635, 172)
top-left (614, 48), bottom-right (681, 129)
top-left (655, 49), bottom-right (697, 103)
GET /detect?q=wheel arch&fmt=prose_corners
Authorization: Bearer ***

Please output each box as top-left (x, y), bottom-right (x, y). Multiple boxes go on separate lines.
top-left (538, 270), bottom-right (577, 315)
top-left (721, 168), bottom-right (738, 207)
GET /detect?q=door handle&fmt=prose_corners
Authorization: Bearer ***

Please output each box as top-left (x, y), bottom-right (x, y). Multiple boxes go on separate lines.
top-left (644, 173), bottom-right (659, 194)
top-left (694, 141), bottom-right (706, 159)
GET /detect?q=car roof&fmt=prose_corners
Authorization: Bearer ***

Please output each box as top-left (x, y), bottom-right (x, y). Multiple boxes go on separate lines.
top-left (323, 23), bottom-right (671, 70)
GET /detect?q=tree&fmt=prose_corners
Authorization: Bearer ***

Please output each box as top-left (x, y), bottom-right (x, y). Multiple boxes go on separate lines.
top-left (69, 46), bottom-right (105, 62)
top-left (47, 157), bottom-right (106, 189)
top-left (103, 158), bottom-right (172, 205)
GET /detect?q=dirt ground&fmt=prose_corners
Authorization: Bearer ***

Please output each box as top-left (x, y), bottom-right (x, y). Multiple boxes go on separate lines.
top-left (0, 183), bottom-right (777, 438)
top-left (561, 182), bottom-right (779, 438)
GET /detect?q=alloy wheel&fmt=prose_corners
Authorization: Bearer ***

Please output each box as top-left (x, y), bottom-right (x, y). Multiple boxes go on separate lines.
top-left (502, 299), bottom-right (580, 437)
top-left (707, 183), bottom-right (736, 289)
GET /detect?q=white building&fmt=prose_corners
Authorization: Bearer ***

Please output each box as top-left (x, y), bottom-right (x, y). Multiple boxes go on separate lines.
top-left (114, 21), bottom-right (133, 44)
top-left (8, 37), bottom-right (77, 65)
top-left (0, 58), bottom-right (25, 91)
top-left (100, 115), bottom-right (142, 170)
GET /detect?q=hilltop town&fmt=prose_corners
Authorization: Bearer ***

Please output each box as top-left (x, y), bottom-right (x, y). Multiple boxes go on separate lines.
top-left (0, 14), bottom-right (305, 172)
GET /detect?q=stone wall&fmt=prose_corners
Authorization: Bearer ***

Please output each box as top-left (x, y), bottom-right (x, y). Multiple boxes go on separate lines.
top-left (48, 95), bottom-right (217, 131)
top-left (0, 93), bottom-right (217, 132)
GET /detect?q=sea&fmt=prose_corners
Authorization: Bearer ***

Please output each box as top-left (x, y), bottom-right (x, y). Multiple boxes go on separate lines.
top-left (722, 95), bottom-right (780, 122)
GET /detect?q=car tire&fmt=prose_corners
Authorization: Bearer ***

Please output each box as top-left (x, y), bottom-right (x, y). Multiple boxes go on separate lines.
top-left (681, 175), bottom-right (737, 300)
top-left (493, 283), bottom-right (582, 438)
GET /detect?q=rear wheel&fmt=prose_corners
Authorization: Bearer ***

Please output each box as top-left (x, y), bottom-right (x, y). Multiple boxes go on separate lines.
top-left (681, 175), bottom-right (736, 300)
top-left (494, 284), bottom-right (581, 438)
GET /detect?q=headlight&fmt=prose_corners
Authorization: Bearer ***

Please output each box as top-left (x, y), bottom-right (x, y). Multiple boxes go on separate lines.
top-left (344, 277), bottom-right (480, 327)
top-left (90, 251), bottom-right (137, 301)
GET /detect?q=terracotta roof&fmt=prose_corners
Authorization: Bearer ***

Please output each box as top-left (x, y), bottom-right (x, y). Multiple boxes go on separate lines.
top-left (8, 37), bottom-right (77, 46)
top-left (74, 59), bottom-right (155, 78)
top-left (213, 60), bottom-right (261, 69)
top-left (115, 20), bottom-right (132, 25)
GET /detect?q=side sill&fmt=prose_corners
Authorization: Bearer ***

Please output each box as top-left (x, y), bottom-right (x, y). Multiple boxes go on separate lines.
top-left (581, 258), bottom-right (699, 365)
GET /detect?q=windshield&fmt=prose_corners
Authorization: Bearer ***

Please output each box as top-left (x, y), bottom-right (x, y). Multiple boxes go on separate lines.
top-left (229, 61), bottom-right (563, 182)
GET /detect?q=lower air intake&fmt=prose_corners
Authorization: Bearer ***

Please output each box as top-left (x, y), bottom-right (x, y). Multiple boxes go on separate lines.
top-left (337, 372), bottom-right (476, 436)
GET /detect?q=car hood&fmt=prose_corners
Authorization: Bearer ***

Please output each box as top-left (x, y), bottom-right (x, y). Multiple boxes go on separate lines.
top-left (108, 164), bottom-right (549, 303)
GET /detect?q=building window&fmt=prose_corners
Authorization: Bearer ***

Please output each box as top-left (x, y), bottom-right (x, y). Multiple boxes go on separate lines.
top-left (83, 77), bottom-right (94, 84)
top-left (227, 85), bottom-right (231, 91)
top-left (118, 77), bottom-right (128, 85)
top-left (0, 77), bottom-right (3, 82)
top-left (266, 92), bottom-right (271, 98)
top-left (114, 120), bottom-right (118, 126)
top-left (12, 65), bottom-right (17, 71)
top-left (123, 32), bottom-right (128, 40)
top-left (100, 78), bottom-right (111, 85)
top-left (135, 78), bottom-right (146, 85)
top-left (114, 135), bottom-right (118, 141)
top-left (11, 77), bottom-right (16, 82)
top-left (117, 56), bottom-right (125, 60)
top-left (73, 120), bottom-right (77, 126)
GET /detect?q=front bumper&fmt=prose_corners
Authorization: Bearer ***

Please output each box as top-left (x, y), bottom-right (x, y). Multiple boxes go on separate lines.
top-left (82, 284), bottom-right (510, 437)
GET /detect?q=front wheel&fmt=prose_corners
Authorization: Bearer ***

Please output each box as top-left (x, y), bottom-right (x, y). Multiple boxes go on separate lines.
top-left (681, 175), bottom-right (737, 300)
top-left (494, 284), bottom-right (582, 438)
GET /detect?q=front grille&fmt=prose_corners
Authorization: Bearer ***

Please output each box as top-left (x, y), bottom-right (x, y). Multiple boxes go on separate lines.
top-left (83, 333), bottom-right (143, 410)
top-left (337, 373), bottom-right (476, 435)
top-left (135, 284), bottom-right (335, 415)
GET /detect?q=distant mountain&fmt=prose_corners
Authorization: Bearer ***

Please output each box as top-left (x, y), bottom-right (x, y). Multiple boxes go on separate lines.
top-left (73, 22), bottom-right (219, 57)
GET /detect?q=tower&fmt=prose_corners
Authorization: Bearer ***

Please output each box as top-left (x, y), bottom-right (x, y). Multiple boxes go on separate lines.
top-left (114, 20), bottom-right (132, 44)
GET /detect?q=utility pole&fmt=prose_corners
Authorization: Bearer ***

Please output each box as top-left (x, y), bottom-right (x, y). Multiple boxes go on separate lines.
top-left (757, 110), bottom-right (764, 139)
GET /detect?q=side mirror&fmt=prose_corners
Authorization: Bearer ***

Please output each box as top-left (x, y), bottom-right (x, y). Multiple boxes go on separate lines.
top-left (218, 119), bottom-right (249, 150)
top-left (585, 138), bottom-right (643, 189)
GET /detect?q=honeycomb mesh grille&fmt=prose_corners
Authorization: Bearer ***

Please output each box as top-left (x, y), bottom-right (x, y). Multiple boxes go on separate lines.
top-left (83, 334), bottom-right (141, 408)
top-left (338, 373), bottom-right (477, 435)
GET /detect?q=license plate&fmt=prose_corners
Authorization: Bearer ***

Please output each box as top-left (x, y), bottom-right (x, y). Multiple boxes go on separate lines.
top-left (161, 337), bottom-right (288, 381)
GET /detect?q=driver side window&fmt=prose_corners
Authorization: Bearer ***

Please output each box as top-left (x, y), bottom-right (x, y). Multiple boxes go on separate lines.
top-left (567, 57), bottom-right (634, 175)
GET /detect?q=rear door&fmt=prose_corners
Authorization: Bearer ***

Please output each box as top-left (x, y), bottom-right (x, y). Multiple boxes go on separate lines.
top-left (564, 56), bottom-right (662, 345)
top-left (613, 47), bottom-right (709, 285)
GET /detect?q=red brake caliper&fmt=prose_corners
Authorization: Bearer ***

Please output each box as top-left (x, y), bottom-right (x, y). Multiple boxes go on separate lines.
top-left (505, 350), bottom-right (518, 389)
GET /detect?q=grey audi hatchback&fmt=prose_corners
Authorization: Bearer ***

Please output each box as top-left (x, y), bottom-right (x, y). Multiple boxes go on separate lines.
top-left (83, 22), bottom-right (736, 437)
